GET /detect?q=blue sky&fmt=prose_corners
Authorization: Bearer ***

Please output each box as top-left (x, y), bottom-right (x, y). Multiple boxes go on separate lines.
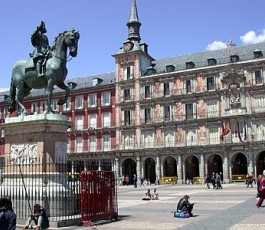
top-left (1, 0), bottom-right (265, 92)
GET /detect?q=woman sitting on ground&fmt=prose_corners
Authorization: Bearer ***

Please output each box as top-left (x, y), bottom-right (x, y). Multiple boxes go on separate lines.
top-left (152, 188), bottom-right (159, 200)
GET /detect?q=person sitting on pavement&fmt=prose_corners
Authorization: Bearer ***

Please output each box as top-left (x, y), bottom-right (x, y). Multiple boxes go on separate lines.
top-left (151, 188), bottom-right (159, 200)
top-left (23, 203), bottom-right (49, 230)
top-left (176, 195), bottom-right (194, 217)
top-left (142, 189), bottom-right (152, 200)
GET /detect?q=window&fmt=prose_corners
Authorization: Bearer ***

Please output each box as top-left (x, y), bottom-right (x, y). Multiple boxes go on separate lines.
top-left (124, 89), bottom-right (131, 101)
top-left (126, 66), bottom-right (131, 80)
top-left (102, 112), bottom-right (110, 127)
top-left (75, 96), bottom-right (84, 109)
top-left (40, 101), bottom-right (47, 113)
top-left (102, 92), bottom-right (111, 106)
top-left (186, 62), bottom-right (195, 69)
top-left (125, 134), bottom-right (134, 149)
top-left (207, 76), bottom-right (215, 91)
top-left (164, 106), bottom-right (171, 121)
top-left (255, 70), bottom-right (263, 85)
top-left (89, 136), bottom-right (96, 151)
top-left (164, 83), bottom-right (170, 96)
top-left (88, 94), bottom-right (97, 108)
top-left (31, 102), bottom-right (38, 114)
top-left (207, 58), bottom-right (217, 66)
top-left (145, 85), bottom-right (151, 98)
top-left (76, 137), bottom-right (83, 153)
top-left (76, 115), bottom-right (84, 130)
top-left (89, 114), bottom-right (97, 129)
top-left (186, 80), bottom-right (191, 93)
top-left (102, 135), bottom-right (111, 151)
top-left (51, 99), bottom-right (59, 112)
top-left (124, 110), bottom-right (131, 125)
top-left (253, 51), bottom-right (263, 59)
top-left (145, 108), bottom-right (152, 123)
top-left (63, 97), bottom-right (71, 111)
top-left (186, 103), bottom-right (193, 119)
top-left (230, 55), bottom-right (239, 62)
top-left (123, 66), bottom-right (133, 80)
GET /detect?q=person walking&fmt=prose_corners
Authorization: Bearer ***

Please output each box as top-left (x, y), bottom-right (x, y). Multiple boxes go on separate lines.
top-left (0, 196), bottom-right (16, 230)
top-left (216, 173), bottom-right (223, 189)
top-left (256, 171), bottom-right (265, 208)
top-left (133, 174), bottom-right (137, 188)
top-left (204, 174), bottom-right (211, 189)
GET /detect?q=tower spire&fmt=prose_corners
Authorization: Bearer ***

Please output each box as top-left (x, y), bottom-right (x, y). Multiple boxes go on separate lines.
top-left (127, 0), bottom-right (141, 42)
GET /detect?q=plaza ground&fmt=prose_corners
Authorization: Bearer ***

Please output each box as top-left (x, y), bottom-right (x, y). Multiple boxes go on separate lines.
top-left (17, 182), bottom-right (264, 230)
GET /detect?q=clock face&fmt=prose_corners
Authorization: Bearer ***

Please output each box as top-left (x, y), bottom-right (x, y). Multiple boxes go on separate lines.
top-left (123, 42), bottom-right (133, 52)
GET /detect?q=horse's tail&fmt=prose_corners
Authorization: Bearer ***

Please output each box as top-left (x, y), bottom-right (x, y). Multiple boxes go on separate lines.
top-left (8, 80), bottom-right (16, 113)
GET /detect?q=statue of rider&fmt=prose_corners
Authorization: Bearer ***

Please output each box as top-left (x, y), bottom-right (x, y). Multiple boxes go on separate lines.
top-left (30, 21), bottom-right (50, 77)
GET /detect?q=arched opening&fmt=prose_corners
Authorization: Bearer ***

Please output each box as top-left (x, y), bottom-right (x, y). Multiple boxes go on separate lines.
top-left (122, 158), bottom-right (136, 185)
top-left (145, 157), bottom-right (156, 184)
top-left (256, 151), bottom-right (265, 175)
top-left (185, 155), bottom-right (199, 182)
top-left (232, 152), bottom-right (247, 175)
top-left (207, 154), bottom-right (223, 174)
top-left (164, 156), bottom-right (177, 177)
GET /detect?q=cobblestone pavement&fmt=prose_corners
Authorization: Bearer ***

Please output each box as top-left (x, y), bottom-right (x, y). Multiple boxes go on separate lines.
top-left (17, 183), bottom-right (264, 230)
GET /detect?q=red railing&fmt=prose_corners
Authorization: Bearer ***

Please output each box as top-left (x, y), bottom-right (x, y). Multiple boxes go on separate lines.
top-left (80, 170), bottom-right (118, 226)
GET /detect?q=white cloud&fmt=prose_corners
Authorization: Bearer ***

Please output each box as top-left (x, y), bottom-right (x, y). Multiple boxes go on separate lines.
top-left (0, 88), bottom-right (9, 93)
top-left (206, 41), bottom-right (227, 51)
top-left (240, 29), bottom-right (265, 44)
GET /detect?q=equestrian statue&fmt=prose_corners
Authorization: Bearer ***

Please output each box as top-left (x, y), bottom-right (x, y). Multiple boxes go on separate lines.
top-left (8, 21), bottom-right (80, 115)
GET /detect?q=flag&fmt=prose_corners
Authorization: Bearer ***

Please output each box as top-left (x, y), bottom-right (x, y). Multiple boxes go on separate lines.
top-left (244, 119), bottom-right (247, 141)
top-left (223, 120), bottom-right (230, 136)
top-left (236, 120), bottom-right (244, 143)
top-left (220, 120), bottom-right (230, 140)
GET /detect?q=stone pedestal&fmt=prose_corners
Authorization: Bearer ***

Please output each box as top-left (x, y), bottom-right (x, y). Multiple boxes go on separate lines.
top-left (0, 113), bottom-right (76, 222)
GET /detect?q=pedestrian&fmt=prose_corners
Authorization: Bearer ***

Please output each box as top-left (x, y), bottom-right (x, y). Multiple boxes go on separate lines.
top-left (204, 174), bottom-right (211, 189)
top-left (22, 203), bottom-right (49, 230)
top-left (133, 174), bottom-right (137, 188)
top-left (246, 173), bottom-right (254, 188)
top-left (140, 176), bottom-right (144, 187)
top-left (125, 175), bottom-right (129, 186)
top-left (256, 171), bottom-right (265, 208)
top-left (216, 173), bottom-right (223, 189)
top-left (211, 173), bottom-right (216, 189)
top-left (0, 196), bottom-right (16, 230)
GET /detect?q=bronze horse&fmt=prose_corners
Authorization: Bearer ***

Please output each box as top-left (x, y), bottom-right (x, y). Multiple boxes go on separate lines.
top-left (8, 29), bottom-right (80, 115)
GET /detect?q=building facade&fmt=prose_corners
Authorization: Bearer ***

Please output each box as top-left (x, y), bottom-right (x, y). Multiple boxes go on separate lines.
top-left (1, 0), bottom-right (265, 184)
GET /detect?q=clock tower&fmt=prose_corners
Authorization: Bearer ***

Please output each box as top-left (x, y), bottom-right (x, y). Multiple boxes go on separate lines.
top-left (113, 0), bottom-right (155, 179)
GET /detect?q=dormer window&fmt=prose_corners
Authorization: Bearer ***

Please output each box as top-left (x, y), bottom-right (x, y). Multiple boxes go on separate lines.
top-left (253, 50), bottom-right (263, 59)
top-left (92, 78), bottom-right (103, 86)
top-left (230, 55), bottom-right (239, 62)
top-left (207, 58), bottom-right (217, 66)
top-left (166, 65), bottom-right (175, 72)
top-left (186, 62), bottom-right (195, 69)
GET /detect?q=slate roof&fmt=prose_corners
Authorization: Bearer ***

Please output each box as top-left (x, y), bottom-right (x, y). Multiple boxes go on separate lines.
top-left (0, 42), bottom-right (264, 100)
top-left (153, 42), bottom-right (265, 74)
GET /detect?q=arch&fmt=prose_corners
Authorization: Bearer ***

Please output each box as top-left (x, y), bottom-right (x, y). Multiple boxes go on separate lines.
top-left (256, 151), bottom-right (265, 175)
top-left (122, 158), bottom-right (136, 185)
top-left (231, 152), bottom-right (247, 175)
top-left (144, 157), bottom-right (156, 184)
top-left (163, 156), bottom-right (177, 177)
top-left (207, 154), bottom-right (223, 175)
top-left (184, 155), bottom-right (199, 182)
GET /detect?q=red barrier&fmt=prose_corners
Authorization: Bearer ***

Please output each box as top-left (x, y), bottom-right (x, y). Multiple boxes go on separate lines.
top-left (80, 170), bottom-right (118, 225)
